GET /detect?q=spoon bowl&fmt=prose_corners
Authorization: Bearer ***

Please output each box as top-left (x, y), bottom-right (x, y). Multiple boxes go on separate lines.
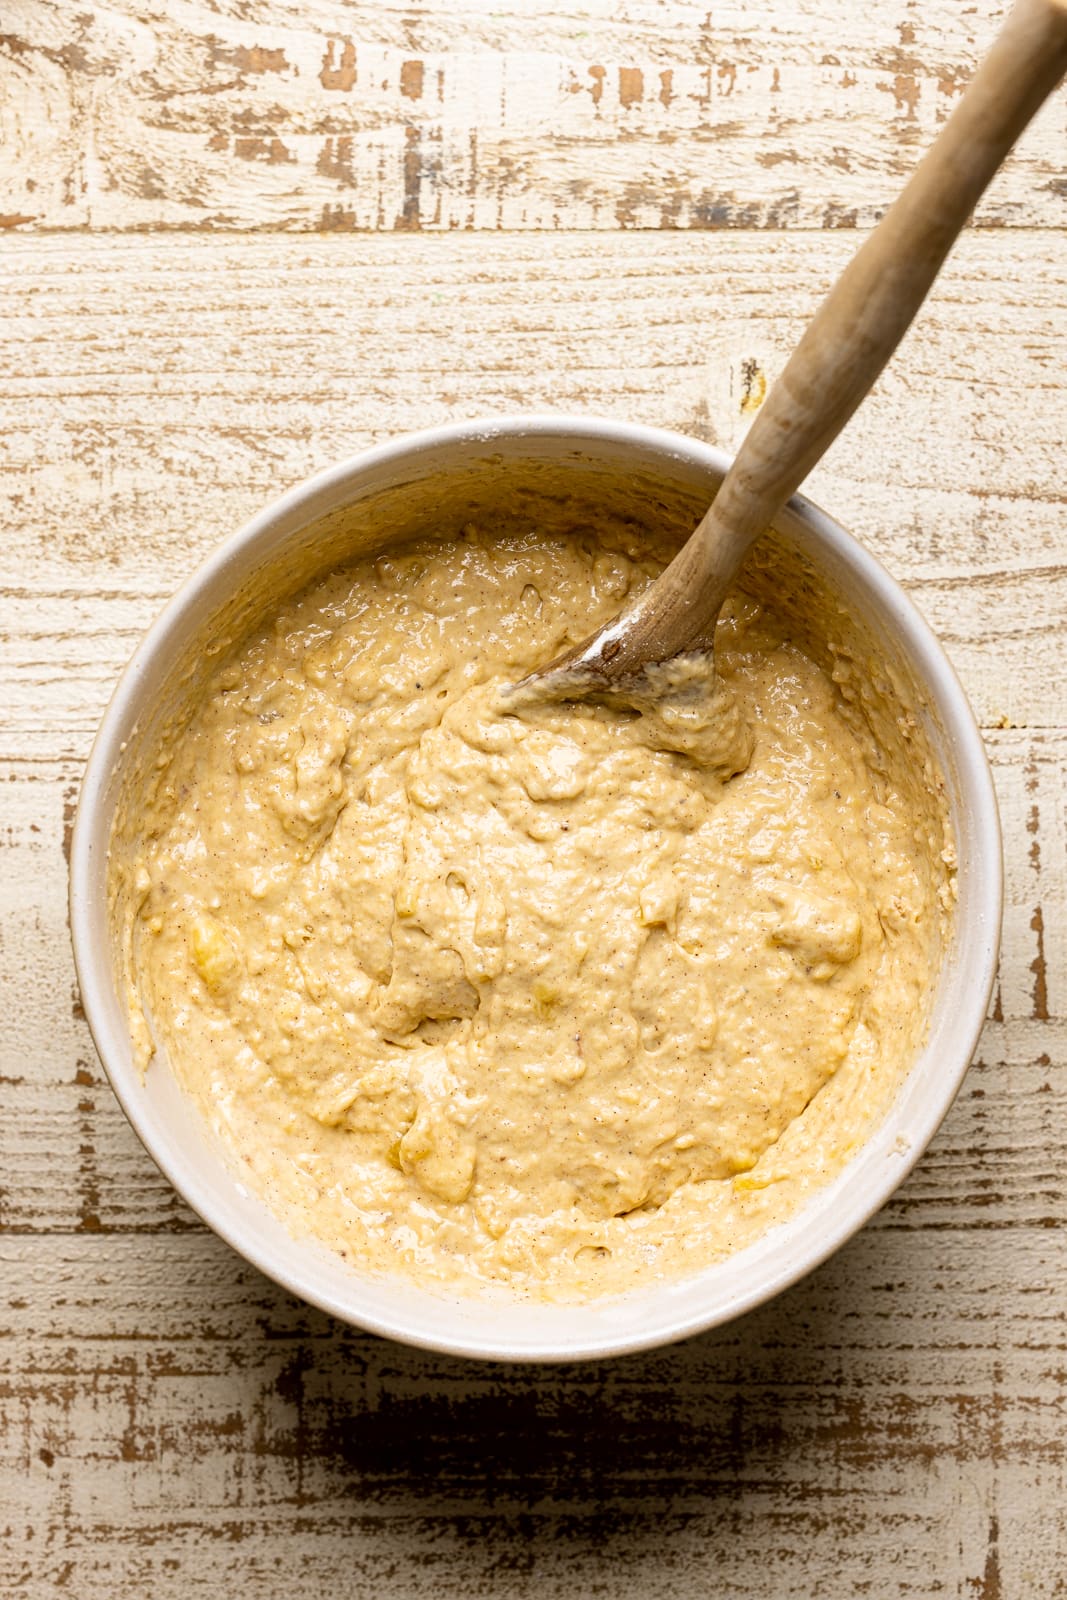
top-left (70, 415), bottom-right (1002, 1361)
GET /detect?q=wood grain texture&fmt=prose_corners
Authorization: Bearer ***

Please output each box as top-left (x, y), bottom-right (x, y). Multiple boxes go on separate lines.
top-left (1, 0), bottom-right (1065, 232)
top-left (2, 0), bottom-right (1067, 1586)
top-left (2, 1222), bottom-right (1065, 1597)
top-left (2, 232), bottom-right (1065, 736)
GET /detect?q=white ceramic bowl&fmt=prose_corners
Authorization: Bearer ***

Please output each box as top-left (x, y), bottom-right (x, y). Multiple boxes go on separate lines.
top-left (70, 417), bottom-right (1002, 1362)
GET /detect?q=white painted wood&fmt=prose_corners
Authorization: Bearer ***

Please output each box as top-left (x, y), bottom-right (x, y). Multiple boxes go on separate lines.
top-left (2, 0), bottom-right (1066, 232)
top-left (2, 233), bottom-right (1064, 735)
top-left (0, 1222), bottom-right (1064, 1595)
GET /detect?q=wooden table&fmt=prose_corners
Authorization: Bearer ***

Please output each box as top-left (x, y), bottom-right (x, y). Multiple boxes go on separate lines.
top-left (2, 3), bottom-right (1065, 1593)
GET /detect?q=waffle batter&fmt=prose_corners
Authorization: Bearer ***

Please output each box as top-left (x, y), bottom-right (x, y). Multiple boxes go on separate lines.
top-left (120, 523), bottom-right (953, 1299)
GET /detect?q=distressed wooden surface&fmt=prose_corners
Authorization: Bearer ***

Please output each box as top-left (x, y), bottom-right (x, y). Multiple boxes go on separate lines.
top-left (2, 2), bottom-right (1067, 1594)
top-left (2, 0), bottom-right (1066, 233)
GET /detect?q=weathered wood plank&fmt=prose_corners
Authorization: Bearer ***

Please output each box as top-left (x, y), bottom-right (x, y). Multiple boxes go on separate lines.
top-left (1, 232), bottom-right (1065, 744)
top-left (2, 1226), bottom-right (1065, 1597)
top-left (2, 0), bottom-right (1065, 233)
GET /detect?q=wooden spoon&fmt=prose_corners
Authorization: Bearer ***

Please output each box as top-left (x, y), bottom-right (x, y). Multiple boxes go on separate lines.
top-left (522, 0), bottom-right (1067, 699)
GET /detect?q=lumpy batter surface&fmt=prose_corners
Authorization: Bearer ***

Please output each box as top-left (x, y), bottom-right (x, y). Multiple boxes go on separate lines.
top-left (122, 525), bottom-right (953, 1299)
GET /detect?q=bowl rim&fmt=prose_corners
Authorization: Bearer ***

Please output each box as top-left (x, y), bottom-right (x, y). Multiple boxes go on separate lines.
top-left (69, 413), bottom-right (1003, 1362)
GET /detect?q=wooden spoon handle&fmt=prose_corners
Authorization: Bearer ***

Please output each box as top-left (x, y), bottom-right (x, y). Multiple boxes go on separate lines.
top-left (576, 0), bottom-right (1067, 677)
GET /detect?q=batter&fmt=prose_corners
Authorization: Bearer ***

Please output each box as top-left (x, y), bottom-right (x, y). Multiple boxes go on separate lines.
top-left (120, 524), bottom-right (953, 1299)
